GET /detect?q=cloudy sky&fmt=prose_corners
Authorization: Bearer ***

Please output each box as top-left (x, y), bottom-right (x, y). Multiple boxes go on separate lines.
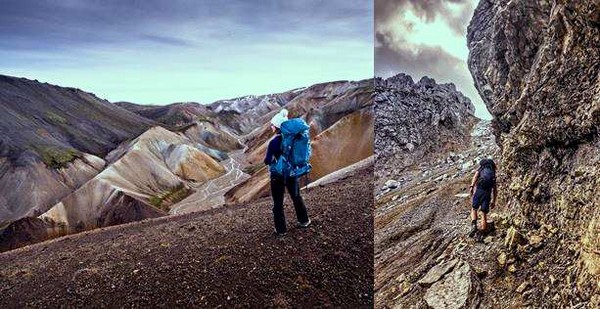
top-left (375, 0), bottom-right (491, 119)
top-left (0, 0), bottom-right (372, 104)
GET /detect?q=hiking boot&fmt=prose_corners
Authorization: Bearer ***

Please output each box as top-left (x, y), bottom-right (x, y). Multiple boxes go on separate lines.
top-left (474, 232), bottom-right (484, 243)
top-left (297, 219), bottom-right (311, 228)
top-left (273, 229), bottom-right (287, 237)
top-left (468, 225), bottom-right (478, 238)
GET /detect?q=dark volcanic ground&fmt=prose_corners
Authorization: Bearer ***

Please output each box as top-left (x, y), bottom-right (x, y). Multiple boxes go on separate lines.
top-left (0, 167), bottom-right (374, 308)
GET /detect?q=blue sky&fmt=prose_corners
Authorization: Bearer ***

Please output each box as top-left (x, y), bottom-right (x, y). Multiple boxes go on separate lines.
top-left (375, 0), bottom-right (491, 119)
top-left (0, 0), bottom-right (373, 104)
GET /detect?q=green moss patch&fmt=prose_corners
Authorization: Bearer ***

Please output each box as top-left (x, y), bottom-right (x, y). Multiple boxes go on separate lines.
top-left (32, 145), bottom-right (80, 169)
top-left (44, 111), bottom-right (68, 124)
top-left (148, 183), bottom-right (192, 211)
top-left (243, 163), bottom-right (265, 176)
top-left (195, 115), bottom-right (214, 124)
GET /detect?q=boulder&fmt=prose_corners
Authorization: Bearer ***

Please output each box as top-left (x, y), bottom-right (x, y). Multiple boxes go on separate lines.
top-left (505, 226), bottom-right (526, 250)
top-left (418, 259), bottom-right (459, 286)
top-left (424, 261), bottom-right (479, 309)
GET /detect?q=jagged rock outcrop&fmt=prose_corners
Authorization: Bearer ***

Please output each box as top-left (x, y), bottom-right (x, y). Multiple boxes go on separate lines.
top-left (375, 74), bottom-right (475, 182)
top-left (468, 0), bottom-right (599, 305)
top-left (0, 75), bottom-right (153, 225)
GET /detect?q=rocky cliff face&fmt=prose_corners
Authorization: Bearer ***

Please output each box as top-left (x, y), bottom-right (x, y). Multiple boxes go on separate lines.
top-left (468, 0), bottom-right (599, 304)
top-left (375, 74), bottom-right (475, 183)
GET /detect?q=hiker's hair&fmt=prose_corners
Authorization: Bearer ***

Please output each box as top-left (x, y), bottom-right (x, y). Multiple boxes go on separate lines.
top-left (479, 158), bottom-right (496, 172)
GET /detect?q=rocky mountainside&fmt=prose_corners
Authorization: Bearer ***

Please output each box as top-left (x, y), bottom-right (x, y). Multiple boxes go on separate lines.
top-left (375, 74), bottom-right (475, 185)
top-left (375, 119), bottom-right (500, 308)
top-left (373, 71), bottom-right (501, 307)
top-left (0, 75), bottom-right (153, 225)
top-left (468, 0), bottom-right (599, 306)
top-left (1, 127), bottom-right (226, 251)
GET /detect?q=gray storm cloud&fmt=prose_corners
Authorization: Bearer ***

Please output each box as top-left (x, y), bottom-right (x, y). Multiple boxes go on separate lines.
top-left (375, 0), bottom-right (472, 35)
top-left (374, 0), bottom-right (490, 119)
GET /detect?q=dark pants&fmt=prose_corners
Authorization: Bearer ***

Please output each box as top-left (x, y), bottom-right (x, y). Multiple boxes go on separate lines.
top-left (472, 188), bottom-right (491, 214)
top-left (270, 174), bottom-right (309, 233)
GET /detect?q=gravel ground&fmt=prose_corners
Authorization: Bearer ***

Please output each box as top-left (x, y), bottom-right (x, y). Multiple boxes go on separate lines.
top-left (0, 166), bottom-right (374, 308)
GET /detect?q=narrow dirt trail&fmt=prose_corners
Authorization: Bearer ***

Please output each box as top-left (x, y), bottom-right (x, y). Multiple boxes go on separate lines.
top-left (171, 126), bottom-right (270, 214)
top-left (374, 120), bottom-right (505, 308)
top-left (170, 152), bottom-right (250, 215)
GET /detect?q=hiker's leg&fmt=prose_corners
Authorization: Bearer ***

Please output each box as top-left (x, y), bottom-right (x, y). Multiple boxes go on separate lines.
top-left (470, 191), bottom-right (480, 236)
top-left (481, 212), bottom-right (488, 231)
top-left (286, 176), bottom-right (309, 224)
top-left (471, 208), bottom-right (478, 222)
top-left (471, 192), bottom-right (480, 227)
top-left (470, 208), bottom-right (478, 234)
top-left (270, 175), bottom-right (287, 233)
top-left (480, 194), bottom-right (491, 231)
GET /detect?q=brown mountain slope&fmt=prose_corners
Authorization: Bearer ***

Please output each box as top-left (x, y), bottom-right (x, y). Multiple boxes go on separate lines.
top-left (0, 75), bottom-right (153, 226)
top-left (244, 79), bottom-right (373, 158)
top-left (0, 127), bottom-right (226, 252)
top-left (115, 101), bottom-right (243, 155)
top-left (0, 165), bottom-right (374, 308)
top-left (226, 79), bottom-right (374, 204)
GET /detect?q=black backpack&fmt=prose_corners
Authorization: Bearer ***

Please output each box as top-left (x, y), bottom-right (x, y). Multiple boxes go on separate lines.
top-left (477, 159), bottom-right (496, 191)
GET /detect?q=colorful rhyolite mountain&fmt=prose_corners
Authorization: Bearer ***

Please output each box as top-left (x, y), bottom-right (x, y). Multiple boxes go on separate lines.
top-left (0, 75), bottom-right (373, 251)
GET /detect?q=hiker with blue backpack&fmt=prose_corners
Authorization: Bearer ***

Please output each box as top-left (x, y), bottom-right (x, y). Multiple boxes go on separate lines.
top-left (469, 158), bottom-right (498, 237)
top-left (264, 109), bottom-right (312, 236)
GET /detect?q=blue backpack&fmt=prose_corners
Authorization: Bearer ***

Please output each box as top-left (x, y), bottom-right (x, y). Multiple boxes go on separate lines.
top-left (270, 118), bottom-right (312, 178)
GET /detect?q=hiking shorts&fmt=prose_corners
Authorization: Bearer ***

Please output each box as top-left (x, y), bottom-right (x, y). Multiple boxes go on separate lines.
top-left (472, 189), bottom-right (491, 213)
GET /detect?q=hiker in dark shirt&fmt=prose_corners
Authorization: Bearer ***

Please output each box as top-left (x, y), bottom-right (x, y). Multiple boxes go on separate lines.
top-left (264, 109), bottom-right (310, 236)
top-left (469, 158), bottom-right (498, 236)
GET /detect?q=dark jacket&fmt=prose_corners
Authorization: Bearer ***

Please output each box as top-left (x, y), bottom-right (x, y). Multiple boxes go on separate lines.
top-left (264, 134), bottom-right (282, 166)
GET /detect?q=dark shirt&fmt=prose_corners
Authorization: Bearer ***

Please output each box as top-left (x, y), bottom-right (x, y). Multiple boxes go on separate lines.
top-left (264, 134), bottom-right (282, 165)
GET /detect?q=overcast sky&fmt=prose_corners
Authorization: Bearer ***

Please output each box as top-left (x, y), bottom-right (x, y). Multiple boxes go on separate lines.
top-left (375, 0), bottom-right (491, 119)
top-left (0, 0), bottom-right (372, 104)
